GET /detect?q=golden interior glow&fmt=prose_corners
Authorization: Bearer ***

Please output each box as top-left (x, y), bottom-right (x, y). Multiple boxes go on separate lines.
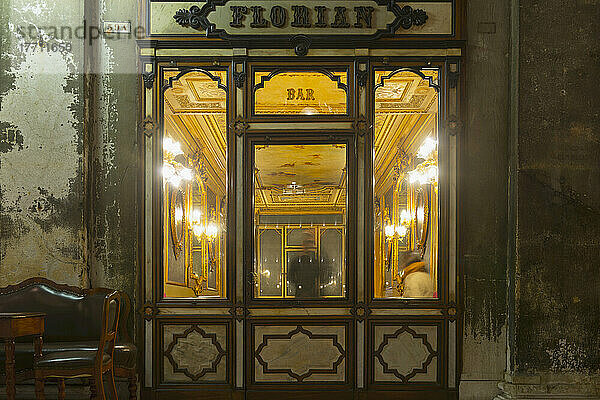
top-left (254, 71), bottom-right (348, 115)
top-left (162, 69), bottom-right (228, 299)
top-left (373, 69), bottom-right (439, 299)
top-left (253, 144), bottom-right (347, 299)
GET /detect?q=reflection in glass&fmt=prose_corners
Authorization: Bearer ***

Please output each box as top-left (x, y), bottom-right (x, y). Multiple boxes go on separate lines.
top-left (254, 71), bottom-right (348, 115)
top-left (162, 69), bottom-right (228, 298)
top-left (373, 69), bottom-right (439, 299)
top-left (253, 144), bottom-right (347, 299)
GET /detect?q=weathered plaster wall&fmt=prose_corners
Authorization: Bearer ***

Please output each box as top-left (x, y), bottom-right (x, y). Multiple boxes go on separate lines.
top-left (0, 0), bottom-right (86, 287)
top-left (89, 0), bottom-right (139, 311)
top-left (0, 0), bottom-right (139, 334)
top-left (460, 0), bottom-right (510, 398)
top-left (510, 0), bottom-right (600, 386)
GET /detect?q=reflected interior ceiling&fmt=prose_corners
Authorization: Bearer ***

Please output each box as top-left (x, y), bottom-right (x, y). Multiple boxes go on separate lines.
top-left (254, 144), bottom-right (346, 214)
top-left (164, 69), bottom-right (227, 197)
top-left (163, 68), bottom-right (438, 203)
top-left (374, 69), bottom-right (439, 196)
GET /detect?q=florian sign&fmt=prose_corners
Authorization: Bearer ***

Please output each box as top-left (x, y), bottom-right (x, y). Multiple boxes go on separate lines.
top-left (172, 0), bottom-right (429, 41)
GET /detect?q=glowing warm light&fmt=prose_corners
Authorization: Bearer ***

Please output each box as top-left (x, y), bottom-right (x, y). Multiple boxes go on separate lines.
top-left (408, 163), bottom-right (438, 185)
top-left (180, 167), bottom-right (193, 181)
top-left (174, 207), bottom-right (183, 221)
top-left (417, 206), bottom-right (425, 222)
top-left (395, 225), bottom-right (408, 237)
top-left (163, 163), bottom-right (175, 180)
top-left (262, 269), bottom-right (271, 278)
top-left (400, 209), bottom-right (412, 226)
top-left (417, 137), bottom-right (438, 159)
top-left (163, 162), bottom-right (194, 186)
top-left (206, 222), bottom-right (218, 239)
top-left (191, 209), bottom-right (203, 225)
top-left (169, 174), bottom-right (182, 187)
top-left (384, 224), bottom-right (395, 238)
top-left (192, 224), bottom-right (205, 237)
top-left (163, 137), bottom-right (184, 158)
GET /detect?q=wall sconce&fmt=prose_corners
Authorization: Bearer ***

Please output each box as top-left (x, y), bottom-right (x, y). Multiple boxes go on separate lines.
top-left (407, 160), bottom-right (438, 186)
top-left (407, 136), bottom-right (438, 186)
top-left (163, 137), bottom-right (193, 186)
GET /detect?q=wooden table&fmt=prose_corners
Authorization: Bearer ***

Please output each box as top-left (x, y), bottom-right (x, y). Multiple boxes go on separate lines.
top-left (0, 313), bottom-right (45, 400)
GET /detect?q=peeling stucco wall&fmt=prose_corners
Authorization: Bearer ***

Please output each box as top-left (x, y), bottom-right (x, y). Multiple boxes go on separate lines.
top-left (0, 0), bottom-right (139, 339)
top-left (0, 0), bottom-right (86, 287)
top-left (90, 0), bottom-right (139, 310)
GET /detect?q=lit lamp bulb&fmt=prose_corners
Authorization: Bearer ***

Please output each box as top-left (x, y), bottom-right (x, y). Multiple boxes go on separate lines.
top-left (163, 163), bottom-right (175, 181)
top-left (191, 209), bottom-right (202, 225)
top-left (174, 207), bottom-right (183, 221)
top-left (206, 222), bottom-right (218, 239)
top-left (417, 206), bottom-right (425, 222)
top-left (163, 137), bottom-right (184, 158)
top-left (384, 224), bottom-right (395, 238)
top-left (395, 225), bottom-right (408, 237)
top-left (192, 224), bottom-right (205, 237)
top-left (417, 137), bottom-right (438, 159)
top-left (400, 209), bottom-right (412, 226)
top-left (179, 167), bottom-right (193, 181)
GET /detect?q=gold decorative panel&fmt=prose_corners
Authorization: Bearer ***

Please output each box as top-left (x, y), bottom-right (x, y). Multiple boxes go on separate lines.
top-left (373, 325), bottom-right (438, 383)
top-left (253, 325), bottom-right (346, 382)
top-left (163, 324), bottom-right (228, 383)
top-left (254, 71), bottom-right (348, 115)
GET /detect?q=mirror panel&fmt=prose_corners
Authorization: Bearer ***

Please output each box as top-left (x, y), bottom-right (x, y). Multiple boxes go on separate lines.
top-left (373, 69), bottom-right (439, 299)
top-left (162, 68), bottom-right (228, 299)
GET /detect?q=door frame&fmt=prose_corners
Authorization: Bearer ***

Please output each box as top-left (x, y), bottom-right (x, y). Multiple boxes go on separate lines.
top-left (138, 51), bottom-right (463, 400)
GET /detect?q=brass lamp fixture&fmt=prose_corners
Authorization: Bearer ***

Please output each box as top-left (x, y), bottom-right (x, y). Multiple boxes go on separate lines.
top-left (163, 137), bottom-right (194, 187)
top-left (190, 208), bottom-right (220, 296)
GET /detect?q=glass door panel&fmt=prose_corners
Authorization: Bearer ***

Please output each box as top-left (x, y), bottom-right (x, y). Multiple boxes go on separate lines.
top-left (253, 143), bottom-right (347, 299)
top-left (373, 69), bottom-right (440, 299)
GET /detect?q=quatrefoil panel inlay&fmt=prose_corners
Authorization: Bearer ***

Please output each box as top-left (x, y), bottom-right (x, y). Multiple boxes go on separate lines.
top-left (164, 325), bottom-right (227, 382)
top-left (373, 325), bottom-right (438, 383)
top-left (255, 325), bottom-right (345, 382)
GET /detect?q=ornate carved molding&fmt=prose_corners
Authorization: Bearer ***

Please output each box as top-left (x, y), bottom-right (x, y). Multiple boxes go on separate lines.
top-left (374, 325), bottom-right (437, 382)
top-left (447, 115), bottom-right (462, 136)
top-left (141, 302), bottom-right (157, 321)
top-left (233, 71), bottom-right (246, 88)
top-left (173, 6), bottom-right (204, 30)
top-left (350, 302), bottom-right (371, 321)
top-left (353, 116), bottom-right (370, 137)
top-left (142, 71), bottom-right (155, 89)
top-left (141, 117), bottom-right (154, 138)
top-left (255, 325), bottom-right (345, 382)
top-left (398, 6), bottom-right (429, 29)
top-left (442, 301), bottom-right (458, 321)
top-left (229, 303), bottom-right (249, 321)
top-left (357, 70), bottom-right (368, 87)
top-left (291, 35), bottom-right (311, 56)
top-left (172, 0), bottom-right (430, 43)
top-left (448, 70), bottom-right (459, 89)
top-left (231, 117), bottom-right (249, 136)
top-left (165, 325), bottom-right (227, 381)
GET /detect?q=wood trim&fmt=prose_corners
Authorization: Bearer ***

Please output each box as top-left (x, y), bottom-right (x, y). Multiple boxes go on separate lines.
top-left (243, 132), bottom-right (357, 308)
top-left (154, 61), bottom-right (236, 307)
